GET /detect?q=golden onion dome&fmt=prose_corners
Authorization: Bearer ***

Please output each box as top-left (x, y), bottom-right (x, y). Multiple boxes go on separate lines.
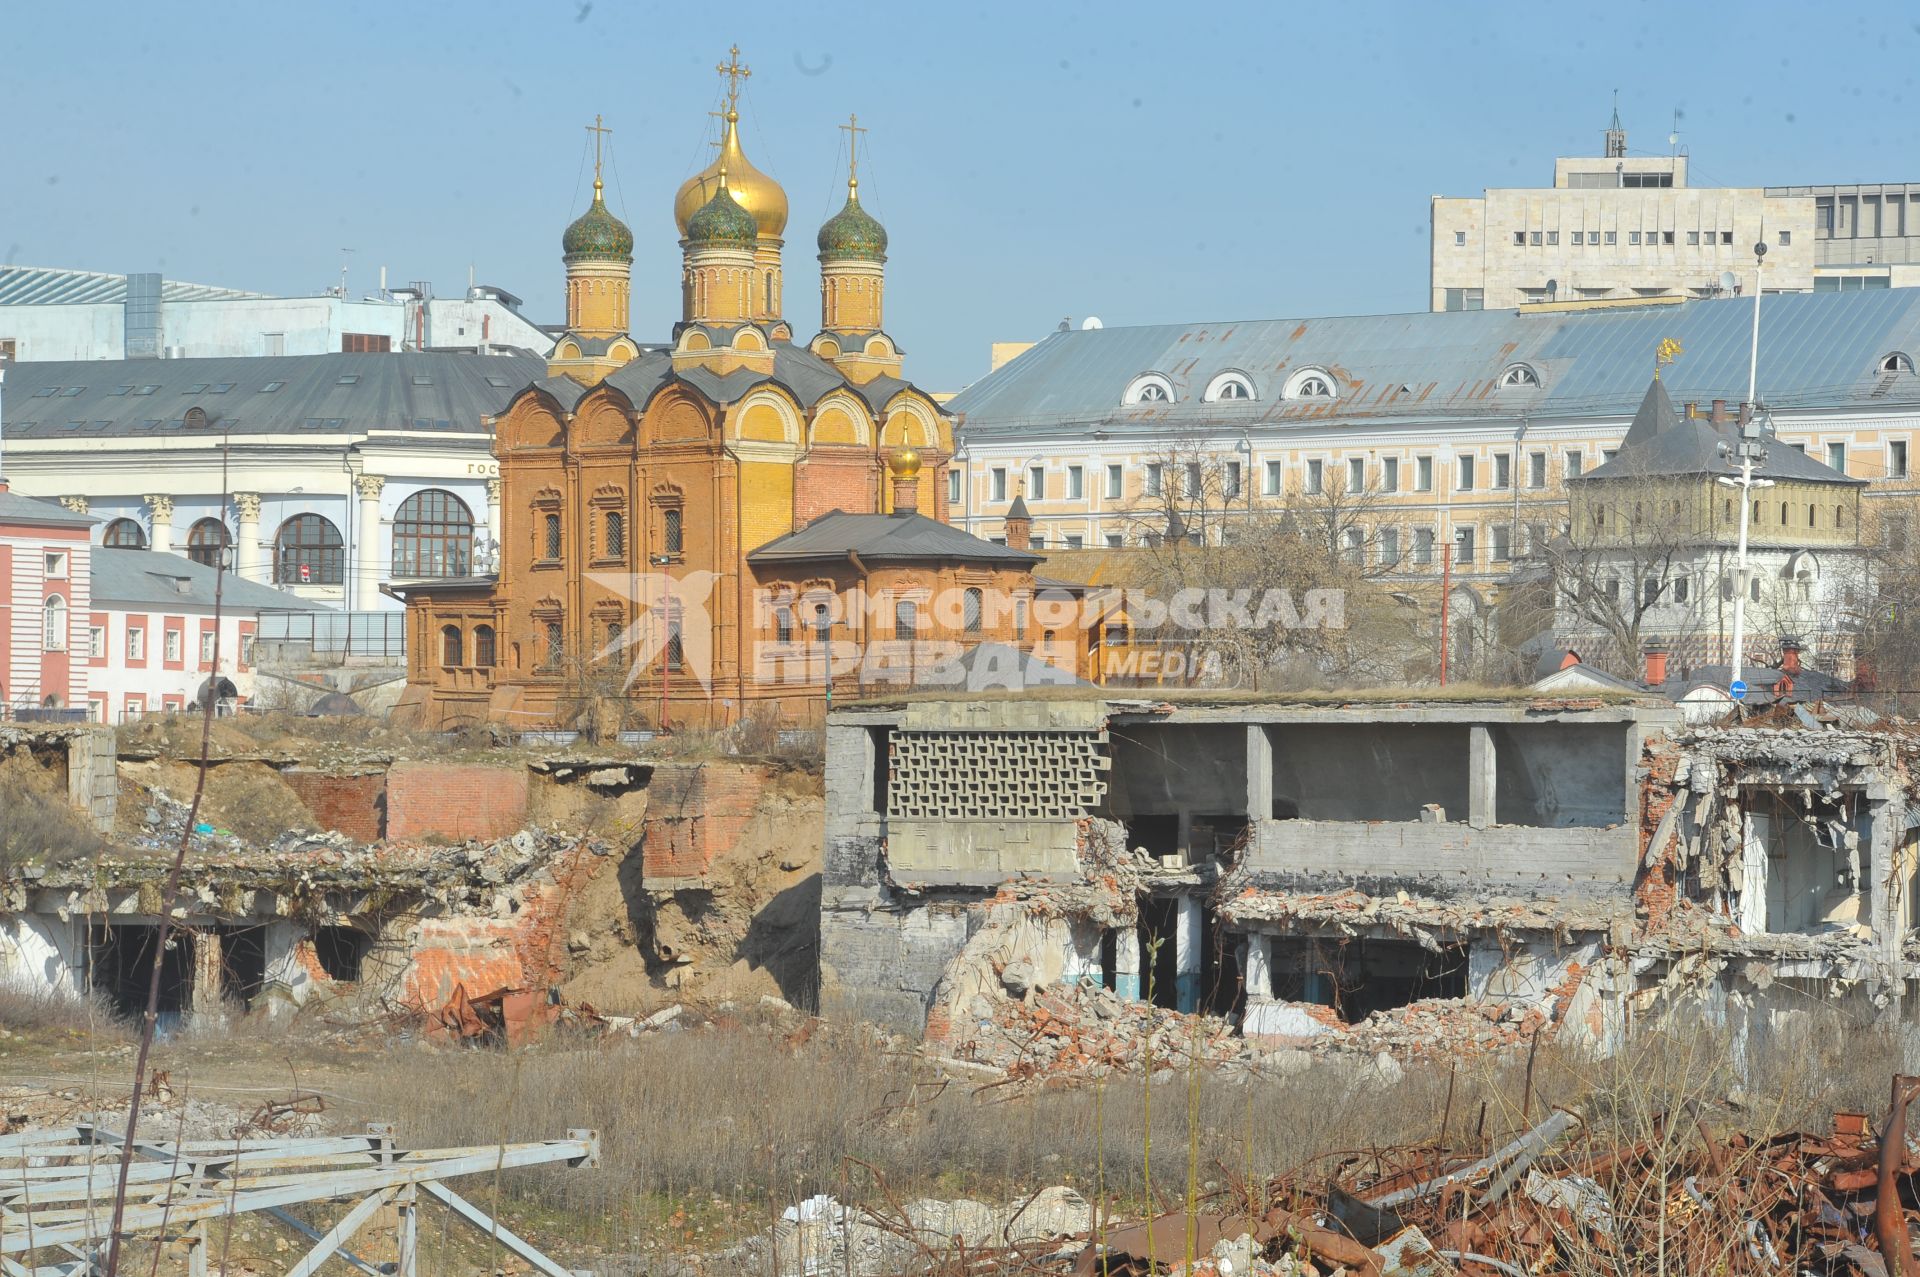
top-left (888, 447), bottom-right (922, 479)
top-left (673, 109), bottom-right (788, 239)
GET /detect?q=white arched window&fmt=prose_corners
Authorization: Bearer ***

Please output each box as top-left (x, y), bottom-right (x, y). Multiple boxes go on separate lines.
top-left (1122, 373), bottom-right (1176, 405)
top-left (43, 595), bottom-right (68, 651)
top-left (1882, 352), bottom-right (1914, 374)
top-left (391, 488), bottom-right (475, 577)
top-left (1284, 368), bottom-right (1337, 400)
top-left (1500, 364), bottom-right (1542, 388)
top-left (1203, 372), bottom-right (1256, 402)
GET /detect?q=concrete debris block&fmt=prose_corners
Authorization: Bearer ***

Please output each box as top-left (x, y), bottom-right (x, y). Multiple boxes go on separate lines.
top-left (567, 930), bottom-right (592, 954)
top-left (1000, 961), bottom-right (1038, 997)
top-left (1211, 1232), bottom-right (1257, 1277)
top-left (1418, 804), bottom-right (1445, 824)
top-left (641, 1004), bottom-right (683, 1029)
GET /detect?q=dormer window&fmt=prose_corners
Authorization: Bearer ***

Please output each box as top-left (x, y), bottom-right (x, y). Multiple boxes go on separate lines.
top-left (1284, 368), bottom-right (1337, 400)
top-left (1203, 372), bottom-right (1255, 402)
top-left (1500, 364), bottom-right (1542, 388)
top-left (1122, 373), bottom-right (1175, 405)
top-left (1882, 352), bottom-right (1914, 374)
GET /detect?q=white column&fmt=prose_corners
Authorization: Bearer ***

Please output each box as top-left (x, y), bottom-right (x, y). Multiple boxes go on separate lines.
top-left (233, 493), bottom-right (263, 583)
top-left (354, 475), bottom-right (385, 609)
top-left (1175, 896), bottom-right (1203, 1012)
top-left (486, 478), bottom-right (503, 560)
top-left (145, 494), bottom-right (174, 554)
top-left (1468, 725), bottom-right (1496, 830)
top-left (1244, 932), bottom-right (1274, 1000)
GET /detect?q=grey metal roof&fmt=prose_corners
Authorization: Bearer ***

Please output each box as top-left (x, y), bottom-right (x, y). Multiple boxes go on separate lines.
top-left (1, 351), bottom-right (544, 440)
top-left (0, 265), bottom-right (269, 306)
top-left (948, 290), bottom-right (1920, 435)
top-left (584, 343), bottom-right (938, 418)
top-left (747, 510), bottom-right (1041, 565)
top-left (0, 487), bottom-right (96, 528)
top-left (88, 550), bottom-right (324, 612)
top-left (1582, 374), bottom-right (1864, 486)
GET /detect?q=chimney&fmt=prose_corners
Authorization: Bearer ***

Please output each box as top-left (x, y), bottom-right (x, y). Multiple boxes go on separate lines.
top-left (1780, 638), bottom-right (1803, 674)
top-left (1643, 644), bottom-right (1669, 688)
top-left (887, 448), bottom-right (922, 516)
top-left (1710, 399), bottom-right (1728, 424)
top-left (1003, 491), bottom-right (1033, 551)
top-left (1684, 402), bottom-right (1698, 420)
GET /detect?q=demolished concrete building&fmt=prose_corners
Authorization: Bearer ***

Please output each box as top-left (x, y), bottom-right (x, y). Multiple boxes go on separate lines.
top-left (818, 693), bottom-right (1919, 1064)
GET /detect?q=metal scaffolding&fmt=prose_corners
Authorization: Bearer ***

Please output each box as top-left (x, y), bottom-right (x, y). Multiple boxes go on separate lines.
top-left (0, 1122), bottom-right (598, 1277)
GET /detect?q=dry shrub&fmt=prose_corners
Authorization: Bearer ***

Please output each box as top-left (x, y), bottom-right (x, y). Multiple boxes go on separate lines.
top-left (338, 997), bottom-right (1915, 1257)
top-left (0, 752), bottom-right (104, 876)
top-left (0, 984), bottom-right (130, 1038)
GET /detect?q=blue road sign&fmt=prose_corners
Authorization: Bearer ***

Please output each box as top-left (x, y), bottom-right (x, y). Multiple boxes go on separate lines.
top-left (1729, 679), bottom-right (1748, 701)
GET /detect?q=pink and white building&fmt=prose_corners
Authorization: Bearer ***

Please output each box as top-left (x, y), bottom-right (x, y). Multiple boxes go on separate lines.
top-left (0, 482), bottom-right (94, 716)
top-left (2, 483), bottom-right (320, 722)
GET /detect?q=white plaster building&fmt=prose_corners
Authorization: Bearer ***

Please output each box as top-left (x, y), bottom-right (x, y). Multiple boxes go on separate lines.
top-left (947, 290), bottom-right (1920, 593)
top-left (0, 267), bottom-right (553, 363)
top-left (0, 351), bottom-right (544, 612)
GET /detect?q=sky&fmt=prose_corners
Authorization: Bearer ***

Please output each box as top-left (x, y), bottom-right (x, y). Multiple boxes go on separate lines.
top-left (5, 1), bottom-right (1919, 390)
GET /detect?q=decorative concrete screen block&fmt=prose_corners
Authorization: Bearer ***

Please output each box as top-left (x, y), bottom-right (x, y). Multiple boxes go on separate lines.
top-left (884, 724), bottom-right (1110, 885)
top-left (888, 730), bottom-right (1109, 822)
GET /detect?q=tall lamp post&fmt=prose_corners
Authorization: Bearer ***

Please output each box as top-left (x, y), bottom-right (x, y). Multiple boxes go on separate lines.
top-left (1716, 242), bottom-right (1775, 700)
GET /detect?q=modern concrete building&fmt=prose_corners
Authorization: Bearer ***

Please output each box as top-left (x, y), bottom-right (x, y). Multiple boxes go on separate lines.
top-left (0, 266), bottom-right (553, 363)
top-left (1430, 116), bottom-right (1920, 312)
top-left (820, 692), bottom-right (1914, 1056)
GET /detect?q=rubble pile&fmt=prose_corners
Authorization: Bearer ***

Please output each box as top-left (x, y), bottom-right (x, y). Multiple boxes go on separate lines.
top-left (962, 982), bottom-right (1242, 1081)
top-left (1337, 996), bottom-right (1550, 1058)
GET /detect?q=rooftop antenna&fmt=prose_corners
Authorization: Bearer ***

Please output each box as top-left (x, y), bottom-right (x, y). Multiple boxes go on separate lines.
top-left (339, 247), bottom-right (355, 298)
top-left (1604, 89), bottom-right (1626, 158)
top-left (1668, 108), bottom-right (1682, 159)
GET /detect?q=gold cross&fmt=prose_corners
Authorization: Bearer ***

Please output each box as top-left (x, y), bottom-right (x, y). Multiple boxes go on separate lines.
top-left (839, 112), bottom-right (868, 183)
top-left (585, 114), bottom-right (612, 187)
top-left (716, 45), bottom-right (751, 110)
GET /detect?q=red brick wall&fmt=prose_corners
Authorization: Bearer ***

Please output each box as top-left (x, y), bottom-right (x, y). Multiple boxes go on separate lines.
top-left (281, 769), bottom-right (386, 842)
top-left (641, 763), bottom-right (771, 883)
top-left (794, 452), bottom-right (878, 526)
top-left (386, 762), bottom-right (529, 841)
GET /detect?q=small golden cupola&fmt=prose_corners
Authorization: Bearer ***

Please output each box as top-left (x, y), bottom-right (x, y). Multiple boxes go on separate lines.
top-left (673, 47), bottom-right (789, 325)
top-left (811, 115), bottom-right (900, 384)
top-left (550, 114), bottom-right (639, 384)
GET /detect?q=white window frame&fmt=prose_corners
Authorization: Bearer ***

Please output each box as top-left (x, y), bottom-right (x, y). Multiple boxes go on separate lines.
top-left (1263, 460), bottom-right (1282, 496)
top-left (1122, 373), bottom-right (1176, 405)
top-left (127, 626), bottom-right (145, 661)
top-left (1066, 465), bottom-right (1084, 500)
top-left (1104, 464), bottom-right (1123, 499)
top-left (1283, 367), bottom-right (1337, 400)
top-left (1304, 459), bottom-right (1324, 495)
top-left (1202, 371), bottom-right (1256, 402)
top-left (1346, 457), bottom-right (1364, 492)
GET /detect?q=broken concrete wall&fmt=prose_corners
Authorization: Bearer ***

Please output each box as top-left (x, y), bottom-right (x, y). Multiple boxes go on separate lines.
top-left (0, 914), bottom-right (88, 999)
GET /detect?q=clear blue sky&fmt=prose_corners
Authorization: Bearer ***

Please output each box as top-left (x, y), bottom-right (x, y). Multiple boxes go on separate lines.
top-left (5, 1), bottom-right (1916, 389)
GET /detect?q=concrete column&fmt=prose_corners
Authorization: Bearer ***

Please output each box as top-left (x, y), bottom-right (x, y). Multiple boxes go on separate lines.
top-left (190, 929), bottom-right (223, 1018)
top-left (1175, 896), bottom-right (1203, 1012)
top-left (1468, 725), bottom-right (1496, 829)
top-left (1246, 723), bottom-right (1273, 824)
top-left (145, 494), bottom-right (174, 554)
top-left (233, 493), bottom-right (263, 583)
top-left (1866, 784), bottom-right (1903, 970)
top-left (354, 475), bottom-right (385, 609)
top-left (1244, 932), bottom-right (1274, 999)
top-left (1114, 928), bottom-right (1141, 1001)
top-left (1176, 808), bottom-right (1194, 863)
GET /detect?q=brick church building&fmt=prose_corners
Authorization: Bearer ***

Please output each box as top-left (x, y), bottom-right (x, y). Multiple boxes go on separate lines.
top-left (391, 57), bottom-right (1057, 731)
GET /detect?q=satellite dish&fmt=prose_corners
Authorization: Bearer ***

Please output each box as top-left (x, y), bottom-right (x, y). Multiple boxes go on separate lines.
top-left (1081, 316), bottom-right (1103, 330)
top-left (1720, 271), bottom-right (1737, 294)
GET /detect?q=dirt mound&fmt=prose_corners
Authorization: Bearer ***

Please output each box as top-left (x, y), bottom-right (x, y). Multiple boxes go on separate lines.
top-left (118, 759), bottom-right (318, 845)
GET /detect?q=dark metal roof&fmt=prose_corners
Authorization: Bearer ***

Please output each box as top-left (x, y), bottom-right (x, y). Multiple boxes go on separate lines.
top-left (747, 510), bottom-right (1041, 565)
top-left (1582, 375), bottom-right (1865, 486)
top-left (88, 550), bottom-right (324, 612)
top-left (0, 487), bottom-right (96, 528)
top-left (1, 351), bottom-right (544, 440)
top-left (948, 290), bottom-right (1920, 436)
